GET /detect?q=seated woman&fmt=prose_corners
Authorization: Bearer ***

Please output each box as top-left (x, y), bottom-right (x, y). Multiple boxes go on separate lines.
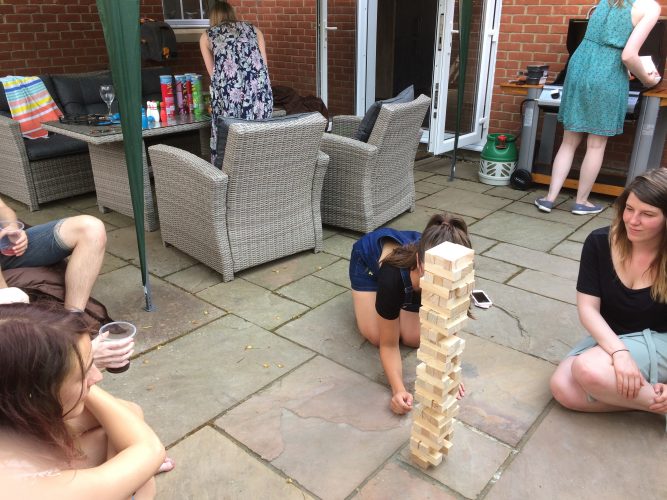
top-left (349, 213), bottom-right (471, 415)
top-left (550, 168), bottom-right (667, 423)
top-left (0, 304), bottom-right (172, 499)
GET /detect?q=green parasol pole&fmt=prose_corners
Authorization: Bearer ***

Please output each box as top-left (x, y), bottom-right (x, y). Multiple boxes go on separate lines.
top-left (96, 0), bottom-right (153, 311)
top-left (449, 0), bottom-right (473, 181)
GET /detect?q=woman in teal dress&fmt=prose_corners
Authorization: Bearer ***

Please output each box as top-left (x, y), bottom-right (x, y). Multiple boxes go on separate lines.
top-left (535, 0), bottom-right (661, 216)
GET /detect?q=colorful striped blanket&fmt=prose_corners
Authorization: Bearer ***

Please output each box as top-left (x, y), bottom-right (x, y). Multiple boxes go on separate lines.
top-left (0, 76), bottom-right (63, 139)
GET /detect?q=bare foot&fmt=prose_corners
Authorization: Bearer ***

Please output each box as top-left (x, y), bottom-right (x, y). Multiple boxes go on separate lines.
top-left (157, 457), bottom-right (175, 474)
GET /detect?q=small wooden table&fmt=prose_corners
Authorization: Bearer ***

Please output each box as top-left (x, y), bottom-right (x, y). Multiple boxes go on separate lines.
top-left (43, 115), bottom-right (211, 231)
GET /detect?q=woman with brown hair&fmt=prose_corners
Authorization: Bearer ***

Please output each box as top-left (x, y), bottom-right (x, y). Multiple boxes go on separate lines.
top-left (550, 168), bottom-right (667, 422)
top-left (349, 213), bottom-right (471, 414)
top-left (0, 304), bottom-right (169, 499)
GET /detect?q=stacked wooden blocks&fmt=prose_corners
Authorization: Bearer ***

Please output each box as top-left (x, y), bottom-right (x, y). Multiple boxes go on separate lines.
top-left (410, 241), bottom-right (474, 469)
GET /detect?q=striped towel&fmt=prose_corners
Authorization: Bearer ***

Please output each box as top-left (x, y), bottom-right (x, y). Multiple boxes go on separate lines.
top-left (0, 76), bottom-right (63, 139)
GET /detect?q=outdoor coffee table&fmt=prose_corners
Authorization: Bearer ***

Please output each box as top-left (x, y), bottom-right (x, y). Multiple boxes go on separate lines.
top-left (43, 115), bottom-right (211, 231)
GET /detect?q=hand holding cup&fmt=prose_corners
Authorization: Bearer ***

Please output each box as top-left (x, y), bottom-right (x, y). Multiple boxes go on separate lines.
top-left (0, 221), bottom-right (27, 257)
top-left (94, 322), bottom-right (136, 373)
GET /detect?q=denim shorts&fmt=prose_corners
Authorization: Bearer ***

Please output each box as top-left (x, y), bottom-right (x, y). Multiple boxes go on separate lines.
top-left (0, 219), bottom-right (72, 270)
top-left (349, 248), bottom-right (378, 292)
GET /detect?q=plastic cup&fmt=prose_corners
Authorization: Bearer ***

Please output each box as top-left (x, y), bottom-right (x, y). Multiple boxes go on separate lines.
top-left (99, 321), bottom-right (136, 374)
top-left (0, 220), bottom-right (24, 256)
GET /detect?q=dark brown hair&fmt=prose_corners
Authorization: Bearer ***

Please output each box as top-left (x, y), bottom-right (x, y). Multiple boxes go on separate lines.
top-left (382, 213), bottom-right (472, 269)
top-left (0, 304), bottom-right (90, 458)
top-left (610, 168), bottom-right (667, 303)
top-left (208, 1), bottom-right (237, 26)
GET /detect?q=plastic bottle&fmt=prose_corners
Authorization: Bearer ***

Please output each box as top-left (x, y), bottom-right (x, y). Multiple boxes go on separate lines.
top-left (141, 107), bottom-right (148, 129)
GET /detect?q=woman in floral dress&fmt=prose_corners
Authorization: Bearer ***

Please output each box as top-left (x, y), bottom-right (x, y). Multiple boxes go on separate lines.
top-left (200, 1), bottom-right (273, 164)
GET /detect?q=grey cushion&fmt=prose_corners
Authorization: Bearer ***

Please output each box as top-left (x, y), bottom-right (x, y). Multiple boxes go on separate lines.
top-left (51, 71), bottom-right (113, 116)
top-left (214, 112), bottom-right (320, 169)
top-left (24, 134), bottom-right (88, 161)
top-left (354, 85), bottom-right (414, 142)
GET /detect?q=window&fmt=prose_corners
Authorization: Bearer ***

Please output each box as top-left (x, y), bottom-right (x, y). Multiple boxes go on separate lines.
top-left (162, 0), bottom-right (214, 28)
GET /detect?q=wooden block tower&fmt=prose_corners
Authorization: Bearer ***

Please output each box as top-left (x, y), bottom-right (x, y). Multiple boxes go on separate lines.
top-left (410, 241), bottom-right (474, 469)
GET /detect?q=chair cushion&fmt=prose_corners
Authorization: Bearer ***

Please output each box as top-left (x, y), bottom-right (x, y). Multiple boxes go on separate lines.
top-left (24, 133), bottom-right (89, 161)
top-left (51, 71), bottom-right (113, 116)
top-left (214, 112), bottom-right (317, 169)
top-left (354, 85), bottom-right (414, 142)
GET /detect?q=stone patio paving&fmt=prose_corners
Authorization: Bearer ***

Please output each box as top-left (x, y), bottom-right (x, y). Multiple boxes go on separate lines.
top-left (10, 155), bottom-right (666, 499)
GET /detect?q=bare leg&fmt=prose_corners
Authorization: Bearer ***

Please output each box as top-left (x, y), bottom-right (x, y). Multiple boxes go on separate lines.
top-left (352, 290), bottom-right (380, 346)
top-left (551, 348), bottom-right (662, 413)
top-left (575, 133), bottom-right (608, 206)
top-left (545, 130), bottom-right (584, 202)
top-left (56, 215), bottom-right (107, 311)
top-left (398, 309), bottom-right (420, 348)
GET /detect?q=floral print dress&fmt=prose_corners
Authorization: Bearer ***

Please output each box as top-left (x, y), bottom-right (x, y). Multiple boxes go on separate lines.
top-left (207, 21), bottom-right (273, 162)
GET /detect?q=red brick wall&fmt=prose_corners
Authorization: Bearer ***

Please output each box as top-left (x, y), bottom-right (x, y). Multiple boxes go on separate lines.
top-left (490, 0), bottom-right (667, 169)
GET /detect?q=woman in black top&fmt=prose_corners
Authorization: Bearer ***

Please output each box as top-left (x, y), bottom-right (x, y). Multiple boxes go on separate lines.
top-left (550, 168), bottom-right (667, 421)
top-left (350, 213), bottom-right (472, 414)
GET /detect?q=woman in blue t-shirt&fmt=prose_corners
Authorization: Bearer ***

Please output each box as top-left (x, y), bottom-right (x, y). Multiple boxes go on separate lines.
top-left (349, 213), bottom-right (471, 414)
top-left (550, 168), bottom-right (667, 422)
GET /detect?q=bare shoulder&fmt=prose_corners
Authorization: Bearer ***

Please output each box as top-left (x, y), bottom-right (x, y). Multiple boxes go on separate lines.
top-left (632, 0), bottom-right (661, 17)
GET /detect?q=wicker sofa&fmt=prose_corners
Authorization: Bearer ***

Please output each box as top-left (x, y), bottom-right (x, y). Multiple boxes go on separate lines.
top-left (0, 67), bottom-right (178, 211)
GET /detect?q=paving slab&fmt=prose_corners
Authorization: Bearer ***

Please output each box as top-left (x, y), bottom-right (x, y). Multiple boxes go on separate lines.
top-left (384, 205), bottom-right (476, 232)
top-left (508, 268), bottom-right (577, 305)
top-left (216, 356), bottom-right (411, 500)
top-left (3, 196), bottom-right (29, 213)
top-left (486, 405), bottom-right (667, 500)
top-left (419, 188), bottom-right (512, 219)
top-left (463, 277), bottom-right (586, 364)
top-left (99, 253), bottom-right (128, 275)
top-left (550, 239), bottom-right (583, 261)
top-left (501, 199), bottom-right (591, 227)
top-left (238, 251), bottom-right (339, 290)
top-left (313, 258), bottom-right (351, 288)
top-left (18, 205), bottom-right (82, 226)
top-left (415, 191), bottom-right (430, 200)
top-left (100, 314), bottom-right (313, 446)
top-left (598, 206), bottom-right (616, 220)
top-left (469, 211), bottom-right (574, 252)
top-left (322, 226), bottom-right (339, 239)
top-left (397, 419), bottom-right (512, 499)
top-left (415, 180), bottom-right (446, 195)
top-left (157, 426), bottom-right (314, 499)
top-left (483, 185), bottom-right (532, 200)
top-left (277, 275), bottom-right (347, 307)
top-left (82, 206), bottom-right (135, 228)
top-left (105, 226), bottom-right (197, 277)
top-left (276, 292), bottom-right (386, 384)
top-left (322, 234), bottom-right (357, 259)
top-left (569, 216), bottom-right (611, 242)
top-left (413, 170), bottom-right (435, 181)
top-left (484, 242), bottom-right (579, 281)
top-left (471, 234), bottom-right (498, 254)
top-left (425, 174), bottom-right (493, 193)
top-left (475, 254), bottom-right (521, 283)
top-left (63, 193), bottom-right (98, 210)
top-left (92, 266), bottom-right (224, 353)
top-left (457, 332), bottom-right (554, 446)
top-left (197, 279), bottom-right (308, 330)
top-left (352, 460), bottom-right (457, 500)
top-left (164, 263), bottom-right (223, 293)
top-left (520, 188), bottom-right (570, 208)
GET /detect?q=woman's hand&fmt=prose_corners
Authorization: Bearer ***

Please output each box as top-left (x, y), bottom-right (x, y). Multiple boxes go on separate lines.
top-left (611, 350), bottom-right (646, 399)
top-left (390, 390), bottom-right (413, 415)
top-left (91, 331), bottom-right (135, 370)
top-left (648, 384), bottom-right (667, 414)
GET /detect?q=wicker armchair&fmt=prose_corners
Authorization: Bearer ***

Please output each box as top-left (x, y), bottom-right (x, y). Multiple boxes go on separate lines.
top-left (320, 94), bottom-right (431, 233)
top-left (0, 115), bottom-right (94, 211)
top-left (148, 112), bottom-right (329, 281)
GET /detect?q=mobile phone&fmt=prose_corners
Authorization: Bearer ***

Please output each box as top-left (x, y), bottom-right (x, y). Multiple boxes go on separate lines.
top-left (471, 289), bottom-right (492, 309)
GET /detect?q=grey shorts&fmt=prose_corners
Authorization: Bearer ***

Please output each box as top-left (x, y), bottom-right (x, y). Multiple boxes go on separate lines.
top-left (567, 329), bottom-right (667, 384)
top-left (0, 219), bottom-right (72, 270)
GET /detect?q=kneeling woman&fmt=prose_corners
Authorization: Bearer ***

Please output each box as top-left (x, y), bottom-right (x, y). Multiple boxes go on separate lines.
top-left (550, 168), bottom-right (667, 422)
top-left (0, 304), bottom-right (168, 499)
top-left (349, 213), bottom-right (471, 415)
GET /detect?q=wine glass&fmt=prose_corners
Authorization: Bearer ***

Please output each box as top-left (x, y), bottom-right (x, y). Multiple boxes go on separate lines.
top-left (99, 84), bottom-right (115, 120)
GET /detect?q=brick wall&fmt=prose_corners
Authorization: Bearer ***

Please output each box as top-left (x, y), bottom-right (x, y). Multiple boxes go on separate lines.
top-left (490, 0), bottom-right (667, 169)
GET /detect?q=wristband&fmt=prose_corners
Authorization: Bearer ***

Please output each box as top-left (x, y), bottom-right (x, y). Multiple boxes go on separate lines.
top-left (610, 348), bottom-right (629, 358)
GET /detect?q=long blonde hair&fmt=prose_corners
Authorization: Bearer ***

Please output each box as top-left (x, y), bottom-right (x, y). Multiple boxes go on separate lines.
top-left (610, 168), bottom-right (667, 303)
top-left (208, 1), bottom-right (237, 26)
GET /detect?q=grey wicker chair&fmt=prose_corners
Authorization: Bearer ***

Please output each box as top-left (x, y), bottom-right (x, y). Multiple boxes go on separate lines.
top-left (148, 112), bottom-right (329, 282)
top-left (321, 94), bottom-right (431, 233)
top-left (0, 115), bottom-right (94, 211)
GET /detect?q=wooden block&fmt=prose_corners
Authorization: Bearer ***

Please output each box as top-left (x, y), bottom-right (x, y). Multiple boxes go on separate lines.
top-left (412, 410), bottom-right (454, 436)
top-left (417, 337), bottom-right (464, 364)
top-left (416, 363), bottom-right (459, 392)
top-left (409, 437), bottom-right (443, 467)
top-left (415, 388), bottom-right (459, 413)
top-left (421, 272), bottom-right (475, 301)
top-left (410, 450), bottom-right (431, 470)
top-left (425, 260), bottom-right (474, 282)
top-left (424, 241), bottom-right (474, 271)
top-left (413, 418), bottom-right (453, 443)
top-left (421, 290), bottom-right (471, 317)
top-left (419, 307), bottom-right (468, 331)
top-left (415, 405), bottom-right (448, 429)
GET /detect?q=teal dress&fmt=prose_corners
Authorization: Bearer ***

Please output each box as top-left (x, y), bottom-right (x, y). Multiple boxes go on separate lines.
top-left (558, 0), bottom-right (634, 136)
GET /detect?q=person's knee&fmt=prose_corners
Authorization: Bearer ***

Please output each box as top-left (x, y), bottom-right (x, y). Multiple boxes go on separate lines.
top-left (586, 135), bottom-right (608, 150)
top-left (571, 356), bottom-right (604, 392)
top-left (65, 215), bottom-right (107, 250)
top-left (550, 371), bottom-right (580, 410)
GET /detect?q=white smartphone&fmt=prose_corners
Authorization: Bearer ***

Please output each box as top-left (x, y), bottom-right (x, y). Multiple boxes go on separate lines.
top-left (471, 289), bottom-right (492, 309)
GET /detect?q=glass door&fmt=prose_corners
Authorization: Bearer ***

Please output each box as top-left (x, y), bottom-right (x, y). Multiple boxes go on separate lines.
top-left (429, 0), bottom-right (499, 154)
top-left (318, 0), bottom-right (357, 116)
